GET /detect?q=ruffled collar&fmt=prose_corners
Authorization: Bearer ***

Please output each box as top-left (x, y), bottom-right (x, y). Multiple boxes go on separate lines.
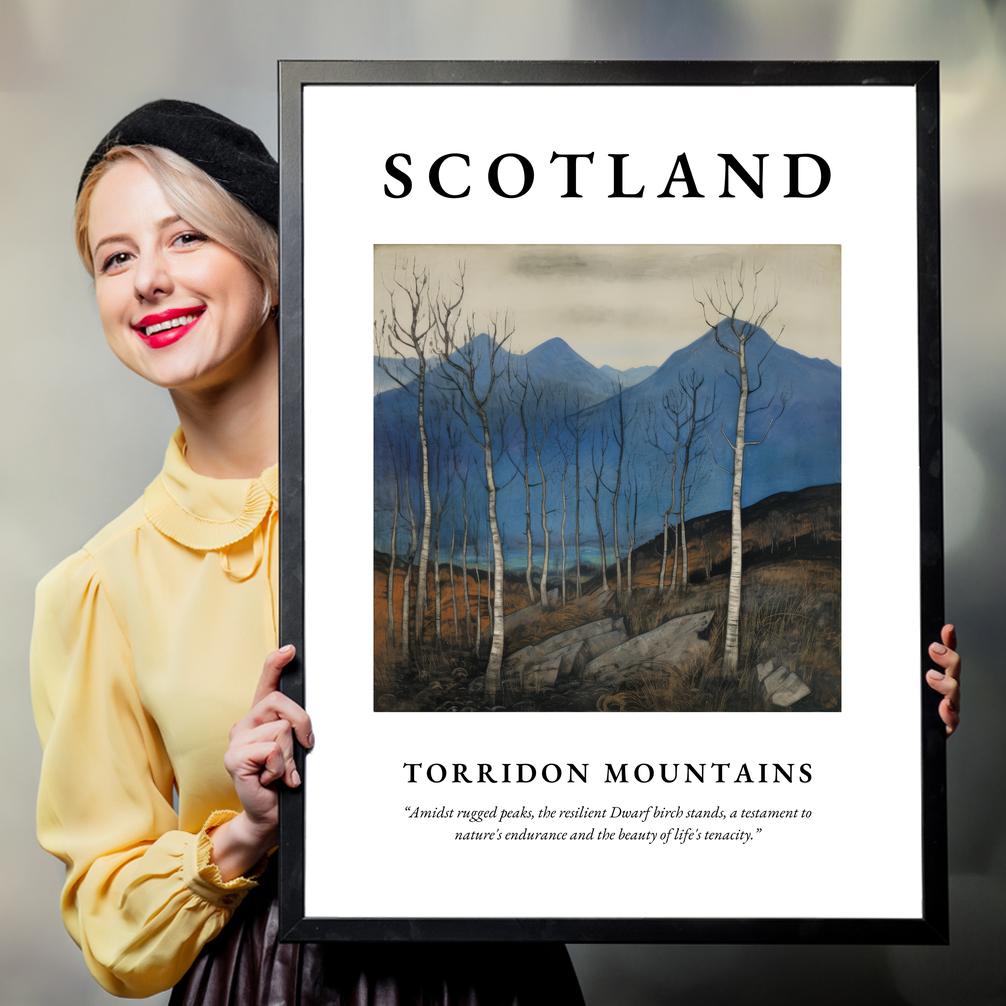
top-left (143, 428), bottom-right (278, 551)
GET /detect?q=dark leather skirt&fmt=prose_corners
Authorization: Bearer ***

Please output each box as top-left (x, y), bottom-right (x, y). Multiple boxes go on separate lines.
top-left (169, 870), bottom-right (585, 1006)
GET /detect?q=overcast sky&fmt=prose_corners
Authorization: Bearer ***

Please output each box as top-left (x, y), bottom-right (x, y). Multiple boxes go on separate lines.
top-left (375, 244), bottom-right (840, 371)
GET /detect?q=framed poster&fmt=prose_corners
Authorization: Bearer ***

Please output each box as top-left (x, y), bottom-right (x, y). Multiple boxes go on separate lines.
top-left (277, 61), bottom-right (946, 943)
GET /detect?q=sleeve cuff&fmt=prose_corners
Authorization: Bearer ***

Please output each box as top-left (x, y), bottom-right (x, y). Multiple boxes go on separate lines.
top-left (183, 810), bottom-right (269, 909)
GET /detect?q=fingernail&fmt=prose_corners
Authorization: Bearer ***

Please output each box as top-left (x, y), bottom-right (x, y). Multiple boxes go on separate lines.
top-left (931, 643), bottom-right (947, 655)
top-left (292, 768), bottom-right (301, 787)
top-left (306, 732), bottom-right (315, 748)
top-left (280, 644), bottom-right (295, 655)
top-left (928, 670), bottom-right (944, 680)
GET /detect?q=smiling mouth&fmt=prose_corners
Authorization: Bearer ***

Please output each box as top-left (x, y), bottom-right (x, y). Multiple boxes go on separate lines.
top-left (135, 308), bottom-right (205, 338)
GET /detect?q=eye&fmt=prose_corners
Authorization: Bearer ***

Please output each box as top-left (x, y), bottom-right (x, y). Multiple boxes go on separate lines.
top-left (99, 251), bottom-right (132, 274)
top-left (172, 230), bottom-right (208, 249)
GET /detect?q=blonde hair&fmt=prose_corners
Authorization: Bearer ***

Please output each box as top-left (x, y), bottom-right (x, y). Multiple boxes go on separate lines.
top-left (75, 145), bottom-right (278, 322)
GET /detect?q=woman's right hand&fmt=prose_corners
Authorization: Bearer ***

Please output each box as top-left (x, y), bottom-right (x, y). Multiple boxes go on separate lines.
top-left (209, 645), bottom-right (314, 881)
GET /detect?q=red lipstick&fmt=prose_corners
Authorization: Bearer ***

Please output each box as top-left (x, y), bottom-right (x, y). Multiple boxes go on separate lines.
top-left (133, 306), bottom-right (205, 349)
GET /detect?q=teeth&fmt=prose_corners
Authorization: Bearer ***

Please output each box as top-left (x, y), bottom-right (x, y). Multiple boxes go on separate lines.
top-left (142, 313), bottom-right (199, 337)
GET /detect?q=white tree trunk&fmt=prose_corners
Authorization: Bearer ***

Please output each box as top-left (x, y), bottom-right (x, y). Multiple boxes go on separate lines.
top-left (723, 340), bottom-right (749, 676)
top-left (414, 356), bottom-right (432, 648)
top-left (483, 455), bottom-right (505, 701)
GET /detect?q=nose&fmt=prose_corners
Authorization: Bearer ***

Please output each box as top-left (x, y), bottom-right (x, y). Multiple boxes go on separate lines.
top-left (133, 247), bottom-right (173, 303)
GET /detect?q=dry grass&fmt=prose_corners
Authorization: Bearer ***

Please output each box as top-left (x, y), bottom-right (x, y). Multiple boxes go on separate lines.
top-left (595, 559), bottom-right (841, 712)
top-left (372, 550), bottom-right (841, 713)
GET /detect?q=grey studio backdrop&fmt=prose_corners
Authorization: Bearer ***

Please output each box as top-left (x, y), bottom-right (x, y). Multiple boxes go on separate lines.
top-left (1, 3), bottom-right (1002, 1005)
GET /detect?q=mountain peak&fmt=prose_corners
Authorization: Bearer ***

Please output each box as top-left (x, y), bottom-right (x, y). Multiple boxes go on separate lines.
top-left (525, 337), bottom-right (592, 366)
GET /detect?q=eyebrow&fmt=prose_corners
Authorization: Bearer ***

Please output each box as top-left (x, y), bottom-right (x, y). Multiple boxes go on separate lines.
top-left (91, 215), bottom-right (185, 258)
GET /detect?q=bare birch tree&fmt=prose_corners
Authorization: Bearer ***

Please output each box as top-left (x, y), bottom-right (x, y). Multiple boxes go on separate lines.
top-left (375, 260), bottom-right (462, 649)
top-left (697, 265), bottom-right (791, 675)
top-left (507, 362), bottom-right (538, 605)
top-left (433, 303), bottom-right (514, 702)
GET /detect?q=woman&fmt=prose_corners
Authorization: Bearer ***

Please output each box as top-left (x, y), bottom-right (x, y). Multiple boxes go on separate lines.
top-left (31, 100), bottom-right (586, 1003)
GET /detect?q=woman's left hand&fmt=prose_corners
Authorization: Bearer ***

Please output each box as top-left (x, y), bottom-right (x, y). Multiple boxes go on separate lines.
top-left (926, 624), bottom-right (961, 737)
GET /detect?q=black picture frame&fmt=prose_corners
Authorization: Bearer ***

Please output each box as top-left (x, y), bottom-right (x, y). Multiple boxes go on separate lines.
top-left (277, 60), bottom-right (945, 944)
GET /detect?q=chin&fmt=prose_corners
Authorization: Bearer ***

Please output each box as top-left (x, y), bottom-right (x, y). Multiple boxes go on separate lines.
top-left (122, 354), bottom-right (215, 392)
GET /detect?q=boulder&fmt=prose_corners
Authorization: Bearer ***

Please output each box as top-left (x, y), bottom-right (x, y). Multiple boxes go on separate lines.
top-left (581, 610), bottom-right (715, 684)
top-left (503, 616), bottom-right (619, 672)
top-left (503, 617), bottom-right (631, 690)
top-left (558, 651), bottom-right (578, 678)
top-left (756, 660), bottom-right (811, 708)
top-left (569, 627), bottom-right (629, 678)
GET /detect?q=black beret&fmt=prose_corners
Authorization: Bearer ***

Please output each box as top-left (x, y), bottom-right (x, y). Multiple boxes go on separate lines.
top-left (78, 99), bottom-right (278, 228)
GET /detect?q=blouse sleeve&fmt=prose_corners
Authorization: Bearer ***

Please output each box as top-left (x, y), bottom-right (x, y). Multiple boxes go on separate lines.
top-left (30, 549), bottom-right (262, 998)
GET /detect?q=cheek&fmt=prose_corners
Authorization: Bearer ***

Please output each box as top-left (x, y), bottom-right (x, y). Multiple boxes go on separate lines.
top-left (224, 268), bottom-right (269, 333)
top-left (95, 287), bottom-right (132, 346)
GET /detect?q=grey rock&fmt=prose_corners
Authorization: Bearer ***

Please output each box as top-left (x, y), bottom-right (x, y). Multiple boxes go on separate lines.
top-left (503, 617), bottom-right (619, 674)
top-left (581, 610), bottom-right (714, 683)
top-left (558, 651), bottom-right (578, 678)
top-left (570, 627), bottom-right (629, 677)
top-left (756, 660), bottom-right (811, 708)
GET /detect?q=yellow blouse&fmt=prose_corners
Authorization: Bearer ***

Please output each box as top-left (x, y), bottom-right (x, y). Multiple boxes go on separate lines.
top-left (31, 428), bottom-right (279, 998)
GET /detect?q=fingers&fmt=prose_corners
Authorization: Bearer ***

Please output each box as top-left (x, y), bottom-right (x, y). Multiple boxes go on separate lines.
top-left (252, 644), bottom-right (297, 707)
top-left (225, 739), bottom-right (289, 788)
top-left (928, 630), bottom-right (961, 683)
top-left (226, 719), bottom-right (301, 788)
top-left (927, 624), bottom-right (961, 737)
top-left (245, 644), bottom-right (314, 750)
top-left (924, 681), bottom-right (960, 736)
top-left (941, 623), bottom-right (958, 653)
top-left (233, 689), bottom-right (314, 751)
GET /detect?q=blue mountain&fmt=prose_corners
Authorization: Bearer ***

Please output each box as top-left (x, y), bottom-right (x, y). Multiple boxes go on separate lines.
top-left (522, 337), bottom-right (618, 403)
top-left (599, 363), bottom-right (658, 387)
top-left (619, 321), bottom-right (841, 509)
top-left (374, 324), bottom-right (840, 555)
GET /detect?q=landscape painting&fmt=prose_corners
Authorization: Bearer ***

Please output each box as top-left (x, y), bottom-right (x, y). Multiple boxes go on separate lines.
top-left (373, 245), bottom-right (841, 713)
